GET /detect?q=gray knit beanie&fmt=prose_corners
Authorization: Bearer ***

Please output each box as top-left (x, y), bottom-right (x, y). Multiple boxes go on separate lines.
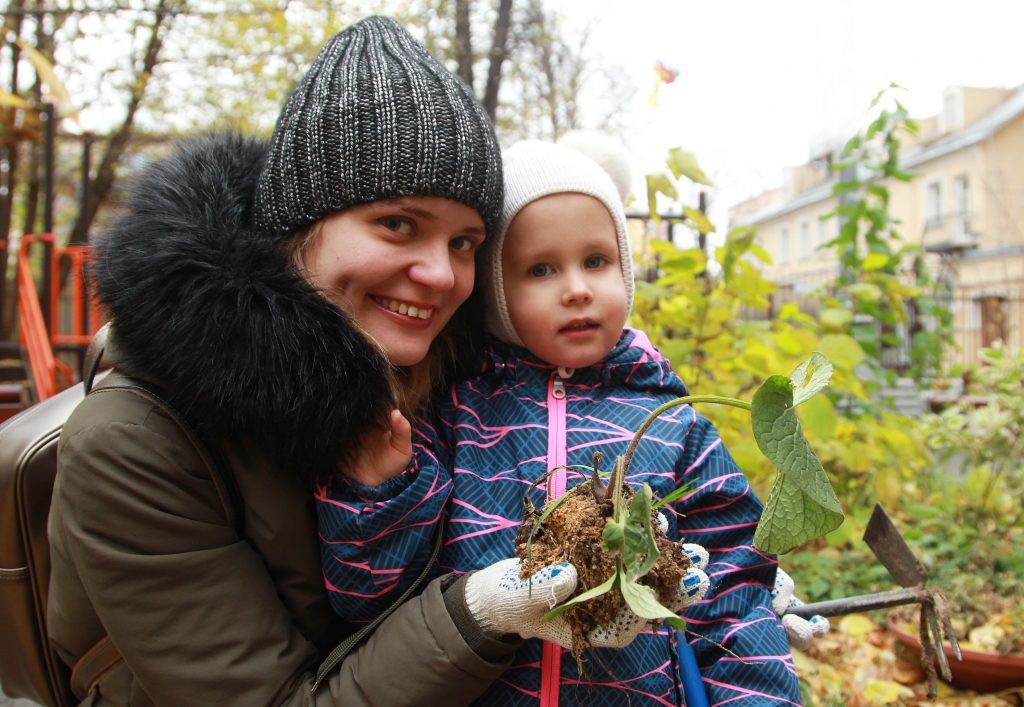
top-left (485, 140), bottom-right (635, 347)
top-left (254, 16), bottom-right (503, 236)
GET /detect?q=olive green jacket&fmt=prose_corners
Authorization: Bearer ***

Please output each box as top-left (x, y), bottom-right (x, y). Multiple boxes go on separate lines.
top-left (48, 382), bottom-right (517, 706)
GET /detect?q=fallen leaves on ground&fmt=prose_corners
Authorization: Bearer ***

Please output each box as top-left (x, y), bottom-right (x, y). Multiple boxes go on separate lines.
top-left (796, 614), bottom-right (1024, 706)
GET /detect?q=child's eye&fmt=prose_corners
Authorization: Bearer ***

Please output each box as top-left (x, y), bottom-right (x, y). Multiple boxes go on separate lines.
top-left (584, 255), bottom-right (609, 269)
top-left (529, 263), bottom-right (554, 277)
top-left (379, 216), bottom-right (414, 234)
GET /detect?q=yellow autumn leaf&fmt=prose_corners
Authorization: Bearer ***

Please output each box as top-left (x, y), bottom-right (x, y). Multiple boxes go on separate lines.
top-left (0, 90), bottom-right (29, 108)
top-left (874, 466), bottom-right (902, 509)
top-left (864, 679), bottom-right (913, 704)
top-left (15, 40), bottom-right (74, 115)
top-left (839, 614), bottom-right (878, 640)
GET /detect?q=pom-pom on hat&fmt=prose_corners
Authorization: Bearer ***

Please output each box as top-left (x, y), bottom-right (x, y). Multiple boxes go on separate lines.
top-left (485, 139), bottom-right (635, 347)
top-left (255, 16), bottom-right (503, 237)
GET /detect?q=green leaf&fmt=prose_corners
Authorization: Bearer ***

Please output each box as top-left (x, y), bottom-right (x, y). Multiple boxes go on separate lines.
top-left (750, 377), bottom-right (844, 554)
top-left (832, 181), bottom-right (860, 195)
top-left (848, 282), bottom-right (884, 302)
top-left (667, 616), bottom-right (688, 631)
top-left (820, 308), bottom-right (853, 332)
top-left (798, 394), bottom-right (838, 440)
top-left (646, 172), bottom-right (677, 221)
top-left (667, 148), bottom-right (714, 186)
top-left (820, 333), bottom-right (865, 370)
top-left (789, 352), bottom-right (833, 407)
top-left (543, 574), bottom-right (618, 621)
top-left (683, 206), bottom-right (715, 235)
top-left (620, 578), bottom-right (678, 620)
top-left (602, 517), bottom-right (626, 552)
top-left (652, 479), bottom-right (695, 511)
top-left (623, 484), bottom-right (660, 580)
top-left (861, 252), bottom-right (890, 271)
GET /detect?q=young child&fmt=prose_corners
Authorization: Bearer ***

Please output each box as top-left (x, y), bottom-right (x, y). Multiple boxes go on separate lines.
top-left (317, 140), bottom-right (803, 704)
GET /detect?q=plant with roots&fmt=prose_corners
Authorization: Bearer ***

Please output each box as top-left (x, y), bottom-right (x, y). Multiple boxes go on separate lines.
top-left (523, 352), bottom-right (844, 629)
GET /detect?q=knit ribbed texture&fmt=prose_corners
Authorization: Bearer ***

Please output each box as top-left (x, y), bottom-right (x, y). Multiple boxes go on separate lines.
top-left (254, 16), bottom-right (503, 236)
top-left (485, 140), bottom-right (635, 346)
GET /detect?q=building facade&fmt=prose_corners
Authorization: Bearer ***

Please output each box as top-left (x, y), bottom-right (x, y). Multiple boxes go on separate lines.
top-left (730, 85), bottom-right (1024, 369)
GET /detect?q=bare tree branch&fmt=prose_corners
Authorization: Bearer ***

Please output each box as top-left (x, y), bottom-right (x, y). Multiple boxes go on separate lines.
top-left (482, 0), bottom-right (512, 121)
top-left (453, 0), bottom-right (473, 88)
top-left (69, 0), bottom-right (180, 245)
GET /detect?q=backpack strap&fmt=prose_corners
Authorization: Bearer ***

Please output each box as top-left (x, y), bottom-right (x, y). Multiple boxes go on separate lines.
top-left (90, 379), bottom-right (244, 536)
top-left (69, 636), bottom-right (121, 701)
top-left (67, 327), bottom-right (243, 699)
top-left (82, 322), bottom-right (109, 394)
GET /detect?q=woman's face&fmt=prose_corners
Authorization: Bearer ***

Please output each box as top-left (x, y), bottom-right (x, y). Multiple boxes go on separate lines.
top-left (302, 196), bottom-right (486, 367)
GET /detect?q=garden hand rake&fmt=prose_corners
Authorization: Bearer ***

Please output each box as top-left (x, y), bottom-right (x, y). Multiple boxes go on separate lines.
top-left (783, 502), bottom-right (962, 699)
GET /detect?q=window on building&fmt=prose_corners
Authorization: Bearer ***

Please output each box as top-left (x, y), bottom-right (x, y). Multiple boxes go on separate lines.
top-left (940, 88), bottom-right (964, 133)
top-left (779, 227), bottom-right (790, 264)
top-left (799, 221), bottom-right (811, 259)
top-left (925, 181), bottom-right (943, 227)
top-left (817, 218), bottom-right (829, 248)
top-left (953, 174), bottom-right (970, 240)
top-left (979, 296), bottom-right (1007, 348)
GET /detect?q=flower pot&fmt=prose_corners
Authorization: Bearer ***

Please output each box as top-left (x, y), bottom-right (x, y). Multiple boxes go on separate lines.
top-left (888, 616), bottom-right (1024, 692)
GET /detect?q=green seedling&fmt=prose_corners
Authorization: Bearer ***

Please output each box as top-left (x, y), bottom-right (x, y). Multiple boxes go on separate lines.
top-left (529, 352), bottom-right (843, 627)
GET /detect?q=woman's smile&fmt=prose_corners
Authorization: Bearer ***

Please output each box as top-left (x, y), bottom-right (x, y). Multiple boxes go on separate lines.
top-left (302, 197), bottom-right (485, 366)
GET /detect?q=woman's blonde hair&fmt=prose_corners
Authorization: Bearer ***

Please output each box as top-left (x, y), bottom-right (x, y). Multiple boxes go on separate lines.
top-left (285, 220), bottom-right (473, 419)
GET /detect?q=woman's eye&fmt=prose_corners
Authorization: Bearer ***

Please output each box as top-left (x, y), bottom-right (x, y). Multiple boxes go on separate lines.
top-left (380, 216), bottom-right (414, 234)
top-left (584, 255), bottom-right (608, 269)
top-left (529, 263), bottom-right (554, 277)
top-left (451, 236), bottom-right (478, 252)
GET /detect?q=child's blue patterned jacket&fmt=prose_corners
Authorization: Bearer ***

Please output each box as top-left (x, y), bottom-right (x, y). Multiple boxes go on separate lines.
top-left (317, 328), bottom-right (802, 705)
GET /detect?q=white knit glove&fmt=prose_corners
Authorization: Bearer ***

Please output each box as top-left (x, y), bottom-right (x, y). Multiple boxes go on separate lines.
top-left (772, 567), bottom-right (830, 650)
top-left (587, 543), bottom-right (710, 649)
top-left (464, 549), bottom-right (710, 650)
top-left (464, 559), bottom-right (578, 642)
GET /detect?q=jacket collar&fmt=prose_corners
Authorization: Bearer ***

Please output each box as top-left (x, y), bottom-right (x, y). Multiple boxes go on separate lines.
top-left (481, 328), bottom-right (687, 396)
top-left (92, 134), bottom-right (395, 483)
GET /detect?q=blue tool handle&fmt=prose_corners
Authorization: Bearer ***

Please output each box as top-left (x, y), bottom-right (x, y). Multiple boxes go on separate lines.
top-left (677, 632), bottom-right (709, 707)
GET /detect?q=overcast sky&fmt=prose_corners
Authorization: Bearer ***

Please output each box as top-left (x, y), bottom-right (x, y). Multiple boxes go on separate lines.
top-left (557, 0), bottom-right (1024, 226)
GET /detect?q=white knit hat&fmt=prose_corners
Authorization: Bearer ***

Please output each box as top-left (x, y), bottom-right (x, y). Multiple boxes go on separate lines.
top-left (485, 140), bottom-right (635, 347)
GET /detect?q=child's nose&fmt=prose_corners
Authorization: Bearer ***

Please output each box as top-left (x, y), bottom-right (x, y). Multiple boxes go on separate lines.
top-left (562, 272), bottom-right (593, 305)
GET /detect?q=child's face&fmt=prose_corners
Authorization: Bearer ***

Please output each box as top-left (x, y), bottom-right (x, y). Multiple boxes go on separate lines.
top-left (502, 193), bottom-right (628, 369)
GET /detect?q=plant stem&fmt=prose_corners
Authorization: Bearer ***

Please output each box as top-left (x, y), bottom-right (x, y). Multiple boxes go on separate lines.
top-left (621, 395), bottom-right (752, 475)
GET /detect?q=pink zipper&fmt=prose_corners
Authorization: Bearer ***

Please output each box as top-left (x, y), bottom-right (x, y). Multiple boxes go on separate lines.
top-left (541, 368), bottom-right (571, 707)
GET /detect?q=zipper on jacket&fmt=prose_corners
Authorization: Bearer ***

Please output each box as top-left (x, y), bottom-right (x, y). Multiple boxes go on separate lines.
top-left (541, 367), bottom-right (572, 707)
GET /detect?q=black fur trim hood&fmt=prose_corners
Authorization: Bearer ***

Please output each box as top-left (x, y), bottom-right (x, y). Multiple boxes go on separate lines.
top-left (93, 134), bottom-right (395, 484)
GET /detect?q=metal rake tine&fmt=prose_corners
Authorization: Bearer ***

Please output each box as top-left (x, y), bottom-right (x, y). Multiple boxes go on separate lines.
top-left (933, 591), bottom-right (962, 662)
top-left (918, 605), bottom-right (938, 700)
top-left (924, 603), bottom-right (952, 682)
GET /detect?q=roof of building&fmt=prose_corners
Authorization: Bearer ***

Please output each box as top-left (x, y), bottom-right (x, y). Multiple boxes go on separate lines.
top-left (737, 84), bottom-right (1024, 226)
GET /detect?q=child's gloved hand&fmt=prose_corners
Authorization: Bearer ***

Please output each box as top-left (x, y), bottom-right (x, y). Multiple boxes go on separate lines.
top-left (587, 543), bottom-right (710, 649)
top-left (340, 409), bottom-right (412, 487)
top-left (464, 558), bottom-right (578, 643)
top-left (772, 567), bottom-right (830, 650)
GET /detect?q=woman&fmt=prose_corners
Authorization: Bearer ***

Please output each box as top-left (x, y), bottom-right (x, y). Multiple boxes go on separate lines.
top-left (46, 17), bottom-right (573, 706)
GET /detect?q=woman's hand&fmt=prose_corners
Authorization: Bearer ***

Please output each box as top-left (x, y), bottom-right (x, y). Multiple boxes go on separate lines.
top-left (340, 409), bottom-right (413, 487)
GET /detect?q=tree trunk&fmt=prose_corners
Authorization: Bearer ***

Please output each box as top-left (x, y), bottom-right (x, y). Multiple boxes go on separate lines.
top-left (453, 0), bottom-right (473, 88)
top-left (0, 0), bottom-right (27, 336)
top-left (482, 0), bottom-right (513, 121)
top-left (68, 0), bottom-right (179, 246)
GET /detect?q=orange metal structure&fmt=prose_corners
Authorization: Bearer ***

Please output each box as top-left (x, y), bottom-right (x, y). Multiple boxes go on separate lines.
top-left (17, 234), bottom-right (103, 401)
